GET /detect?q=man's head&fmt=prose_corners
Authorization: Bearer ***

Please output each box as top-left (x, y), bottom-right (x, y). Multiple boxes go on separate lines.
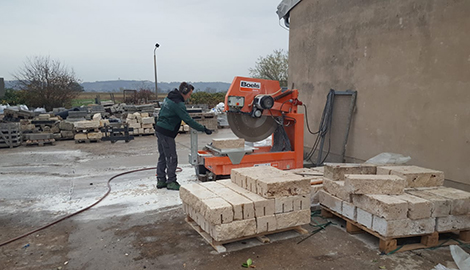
top-left (179, 82), bottom-right (194, 101)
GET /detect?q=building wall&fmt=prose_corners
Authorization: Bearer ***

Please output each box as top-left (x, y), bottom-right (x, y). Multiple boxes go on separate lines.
top-left (288, 0), bottom-right (470, 188)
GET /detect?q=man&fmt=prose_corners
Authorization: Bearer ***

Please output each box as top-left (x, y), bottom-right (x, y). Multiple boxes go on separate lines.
top-left (155, 82), bottom-right (213, 190)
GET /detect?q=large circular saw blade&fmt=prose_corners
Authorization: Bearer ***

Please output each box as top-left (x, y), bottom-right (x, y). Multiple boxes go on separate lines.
top-left (227, 112), bottom-right (277, 142)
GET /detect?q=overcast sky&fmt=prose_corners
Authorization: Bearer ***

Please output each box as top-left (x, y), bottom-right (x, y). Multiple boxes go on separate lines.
top-left (1, 0), bottom-right (289, 83)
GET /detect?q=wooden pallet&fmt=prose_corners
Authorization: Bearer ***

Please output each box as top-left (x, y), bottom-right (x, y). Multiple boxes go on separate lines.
top-left (186, 216), bottom-right (308, 253)
top-left (75, 139), bottom-right (101, 144)
top-left (0, 123), bottom-right (22, 148)
top-left (25, 138), bottom-right (55, 146)
top-left (321, 207), bottom-right (470, 254)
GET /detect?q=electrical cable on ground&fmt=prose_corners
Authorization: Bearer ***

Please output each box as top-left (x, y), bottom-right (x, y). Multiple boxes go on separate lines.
top-left (0, 166), bottom-right (182, 247)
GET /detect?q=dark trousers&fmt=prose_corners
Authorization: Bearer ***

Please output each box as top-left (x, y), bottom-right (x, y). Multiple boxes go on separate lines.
top-left (156, 132), bottom-right (178, 183)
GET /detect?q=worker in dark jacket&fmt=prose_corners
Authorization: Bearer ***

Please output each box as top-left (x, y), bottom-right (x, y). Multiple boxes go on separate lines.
top-left (155, 82), bottom-right (213, 190)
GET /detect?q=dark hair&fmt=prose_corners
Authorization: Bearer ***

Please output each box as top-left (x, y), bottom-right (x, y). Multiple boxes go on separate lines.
top-left (179, 82), bottom-right (194, 95)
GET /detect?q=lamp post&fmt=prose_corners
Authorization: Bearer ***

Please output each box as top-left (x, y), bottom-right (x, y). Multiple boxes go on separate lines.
top-left (153, 43), bottom-right (160, 105)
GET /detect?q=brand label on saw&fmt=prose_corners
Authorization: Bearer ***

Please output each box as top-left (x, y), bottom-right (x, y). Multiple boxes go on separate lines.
top-left (240, 81), bottom-right (261, 90)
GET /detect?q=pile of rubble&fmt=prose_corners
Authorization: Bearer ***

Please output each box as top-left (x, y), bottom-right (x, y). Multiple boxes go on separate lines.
top-left (319, 163), bottom-right (470, 238)
top-left (180, 165), bottom-right (312, 242)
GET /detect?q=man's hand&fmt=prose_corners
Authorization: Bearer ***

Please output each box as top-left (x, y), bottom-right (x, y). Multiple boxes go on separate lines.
top-left (204, 127), bottom-right (213, 135)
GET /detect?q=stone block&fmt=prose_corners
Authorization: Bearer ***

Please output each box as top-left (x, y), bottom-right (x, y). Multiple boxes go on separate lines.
top-left (274, 195), bottom-right (309, 214)
top-left (141, 123), bottom-right (154, 129)
top-left (376, 165), bottom-right (444, 188)
top-left (318, 190), bottom-right (342, 213)
top-left (356, 208), bottom-right (373, 229)
top-left (372, 216), bottom-right (435, 237)
top-left (324, 163), bottom-right (377, 181)
top-left (179, 183), bottom-right (219, 210)
top-left (74, 120), bottom-right (100, 129)
top-left (310, 184), bottom-right (324, 204)
top-left (405, 189), bottom-right (451, 217)
top-left (74, 133), bottom-right (87, 140)
top-left (230, 166), bottom-right (283, 189)
top-left (424, 187), bottom-right (470, 215)
top-left (323, 179), bottom-right (351, 202)
top-left (60, 130), bottom-right (74, 139)
top-left (92, 113), bottom-right (101, 121)
top-left (256, 174), bottom-right (311, 198)
top-left (256, 215), bottom-right (277, 234)
top-left (436, 215), bottom-right (470, 232)
top-left (344, 174), bottom-right (406, 195)
top-left (209, 218), bottom-right (257, 242)
top-left (141, 117), bottom-right (155, 124)
top-left (394, 193), bottom-right (432, 220)
top-left (352, 194), bottom-right (408, 220)
top-left (201, 181), bottom-right (255, 220)
top-left (275, 209), bottom-right (311, 229)
top-left (199, 197), bottom-right (233, 225)
top-left (87, 132), bottom-right (102, 140)
top-left (218, 179), bottom-right (274, 217)
top-left (341, 201), bottom-right (357, 221)
top-left (99, 119), bottom-right (110, 127)
top-left (211, 138), bottom-right (245, 149)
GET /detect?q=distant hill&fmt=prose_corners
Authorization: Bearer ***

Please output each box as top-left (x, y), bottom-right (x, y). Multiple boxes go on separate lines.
top-left (5, 80), bottom-right (231, 93)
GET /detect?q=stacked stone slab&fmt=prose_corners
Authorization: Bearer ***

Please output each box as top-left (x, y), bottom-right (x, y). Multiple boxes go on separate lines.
top-left (319, 163), bottom-right (470, 238)
top-left (180, 166), bottom-right (311, 242)
top-left (126, 112), bottom-right (155, 135)
top-left (73, 120), bottom-right (102, 142)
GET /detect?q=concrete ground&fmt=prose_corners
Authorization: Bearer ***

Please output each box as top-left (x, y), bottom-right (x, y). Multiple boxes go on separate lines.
top-left (0, 128), bottom-right (464, 270)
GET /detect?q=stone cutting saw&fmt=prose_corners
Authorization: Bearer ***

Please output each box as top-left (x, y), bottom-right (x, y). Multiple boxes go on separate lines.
top-left (189, 76), bottom-right (304, 181)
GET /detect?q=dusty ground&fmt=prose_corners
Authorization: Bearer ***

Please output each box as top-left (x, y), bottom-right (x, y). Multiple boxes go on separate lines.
top-left (0, 129), bottom-right (464, 270)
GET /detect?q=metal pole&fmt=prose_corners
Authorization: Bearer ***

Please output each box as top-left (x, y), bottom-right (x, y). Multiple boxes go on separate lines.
top-left (153, 43), bottom-right (160, 105)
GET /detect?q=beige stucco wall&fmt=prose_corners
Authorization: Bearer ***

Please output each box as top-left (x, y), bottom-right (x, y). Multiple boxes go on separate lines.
top-left (288, 0), bottom-right (470, 188)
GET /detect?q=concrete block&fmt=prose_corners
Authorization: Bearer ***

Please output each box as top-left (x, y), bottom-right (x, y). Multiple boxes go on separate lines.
top-left (256, 215), bottom-right (277, 234)
top-left (341, 201), bottom-right (357, 221)
top-left (394, 193), bottom-right (432, 220)
top-left (324, 163), bottom-right (377, 181)
top-left (211, 138), bottom-right (245, 149)
top-left (345, 174), bottom-right (406, 195)
top-left (424, 187), bottom-right (470, 215)
top-left (275, 209), bottom-right (311, 230)
top-left (436, 215), bottom-right (470, 232)
top-left (405, 189), bottom-right (451, 217)
top-left (318, 190), bottom-right (342, 213)
top-left (323, 179), bottom-right (351, 202)
top-left (352, 194), bottom-right (408, 220)
top-left (201, 181), bottom-right (255, 220)
top-left (377, 165), bottom-right (444, 188)
top-left (356, 208), bottom-right (373, 229)
top-left (210, 218), bottom-right (257, 242)
top-left (372, 216), bottom-right (435, 237)
top-left (310, 184), bottom-right (324, 204)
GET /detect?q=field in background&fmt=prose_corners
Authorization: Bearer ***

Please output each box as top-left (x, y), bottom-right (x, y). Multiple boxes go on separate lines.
top-left (72, 92), bottom-right (167, 107)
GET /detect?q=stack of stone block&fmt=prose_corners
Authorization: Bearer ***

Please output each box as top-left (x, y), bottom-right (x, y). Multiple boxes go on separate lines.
top-left (180, 166), bottom-right (312, 242)
top-left (73, 119), bottom-right (102, 142)
top-left (319, 163), bottom-right (470, 238)
top-left (125, 112), bottom-right (155, 135)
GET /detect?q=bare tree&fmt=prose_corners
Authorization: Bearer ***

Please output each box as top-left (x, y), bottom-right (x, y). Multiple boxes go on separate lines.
top-left (14, 56), bottom-right (83, 111)
top-left (249, 49), bottom-right (288, 87)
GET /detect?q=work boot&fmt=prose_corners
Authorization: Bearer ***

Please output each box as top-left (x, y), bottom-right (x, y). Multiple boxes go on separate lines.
top-left (166, 181), bottom-right (180, 191)
top-left (156, 180), bottom-right (167, 189)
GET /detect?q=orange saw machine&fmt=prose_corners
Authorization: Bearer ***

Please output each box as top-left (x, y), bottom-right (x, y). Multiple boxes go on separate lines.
top-left (189, 76), bottom-right (304, 181)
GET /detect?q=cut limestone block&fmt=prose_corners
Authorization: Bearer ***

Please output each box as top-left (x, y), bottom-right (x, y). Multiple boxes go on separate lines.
top-left (274, 195), bottom-right (310, 214)
top-left (211, 138), bottom-right (245, 149)
top-left (275, 209), bottom-right (311, 230)
top-left (319, 190), bottom-right (342, 213)
top-left (87, 132), bottom-right (102, 140)
top-left (74, 133), bottom-right (87, 140)
top-left (179, 183), bottom-right (219, 210)
top-left (141, 117), bottom-right (155, 124)
top-left (256, 215), bottom-right (277, 234)
top-left (230, 166), bottom-right (286, 190)
top-left (199, 197), bottom-right (233, 225)
top-left (342, 201), bottom-right (357, 221)
top-left (218, 180), bottom-right (274, 217)
top-left (372, 216), bottom-right (435, 237)
top-left (209, 218), bottom-right (257, 242)
top-left (200, 182), bottom-right (255, 220)
top-left (357, 208), bottom-right (373, 229)
top-left (310, 184), bottom-right (324, 204)
top-left (376, 165), bottom-right (444, 188)
top-left (423, 187), bottom-right (470, 215)
top-left (141, 123), bottom-right (154, 129)
top-left (324, 163), bottom-right (377, 181)
top-left (256, 174), bottom-right (311, 198)
top-left (394, 193), bottom-right (432, 220)
top-left (74, 120), bottom-right (100, 129)
top-left (344, 175), bottom-right (406, 195)
top-left (436, 215), bottom-right (470, 232)
top-left (352, 194), bottom-right (408, 220)
top-left (323, 179), bottom-right (351, 202)
top-left (92, 113), bottom-right (101, 121)
top-left (405, 189), bottom-right (451, 217)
